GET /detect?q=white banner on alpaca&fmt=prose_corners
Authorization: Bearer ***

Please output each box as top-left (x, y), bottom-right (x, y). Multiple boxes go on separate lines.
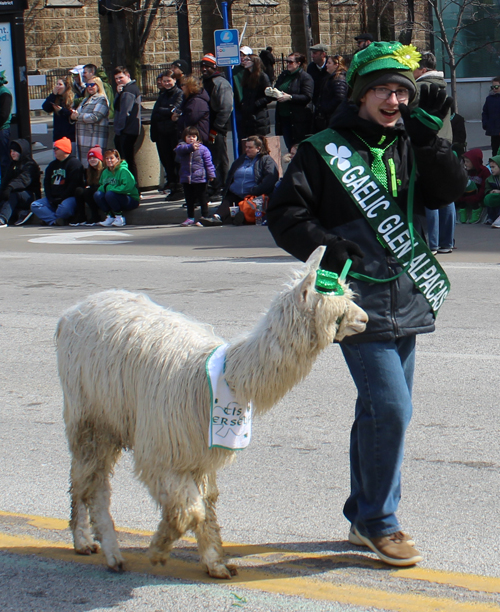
top-left (206, 344), bottom-right (252, 450)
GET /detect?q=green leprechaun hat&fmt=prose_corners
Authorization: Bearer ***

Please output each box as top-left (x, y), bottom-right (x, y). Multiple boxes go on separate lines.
top-left (347, 41), bottom-right (421, 104)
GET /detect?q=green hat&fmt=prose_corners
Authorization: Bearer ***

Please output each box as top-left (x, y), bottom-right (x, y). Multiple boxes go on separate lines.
top-left (347, 41), bottom-right (420, 103)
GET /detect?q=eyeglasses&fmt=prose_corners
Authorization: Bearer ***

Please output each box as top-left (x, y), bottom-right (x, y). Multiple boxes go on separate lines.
top-left (286, 60), bottom-right (296, 64)
top-left (370, 87), bottom-right (410, 101)
top-left (86, 82), bottom-right (97, 88)
top-left (491, 85), bottom-right (500, 90)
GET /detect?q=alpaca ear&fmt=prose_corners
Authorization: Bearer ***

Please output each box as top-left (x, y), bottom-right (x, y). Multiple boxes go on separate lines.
top-left (296, 246), bottom-right (326, 305)
top-left (296, 264), bottom-right (320, 304)
top-left (305, 246), bottom-right (326, 271)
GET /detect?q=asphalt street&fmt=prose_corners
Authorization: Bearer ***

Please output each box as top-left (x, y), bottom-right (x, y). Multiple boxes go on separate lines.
top-left (0, 223), bottom-right (499, 611)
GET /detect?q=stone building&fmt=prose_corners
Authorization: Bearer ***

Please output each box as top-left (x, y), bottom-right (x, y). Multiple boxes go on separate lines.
top-left (25, 0), bottom-right (431, 77)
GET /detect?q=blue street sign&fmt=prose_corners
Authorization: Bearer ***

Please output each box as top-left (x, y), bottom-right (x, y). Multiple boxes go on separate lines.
top-left (214, 29), bottom-right (240, 66)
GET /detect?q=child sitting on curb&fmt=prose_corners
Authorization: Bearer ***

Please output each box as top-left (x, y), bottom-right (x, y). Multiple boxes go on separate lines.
top-left (484, 155), bottom-right (500, 227)
top-left (456, 148), bottom-right (490, 224)
top-left (94, 149), bottom-right (139, 227)
top-left (175, 126), bottom-right (215, 227)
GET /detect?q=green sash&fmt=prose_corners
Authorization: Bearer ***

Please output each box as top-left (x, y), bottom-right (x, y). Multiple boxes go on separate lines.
top-left (306, 129), bottom-right (451, 314)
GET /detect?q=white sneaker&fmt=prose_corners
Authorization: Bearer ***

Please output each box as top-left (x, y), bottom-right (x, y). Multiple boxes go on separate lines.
top-left (99, 215), bottom-right (114, 227)
top-left (492, 214), bottom-right (500, 228)
top-left (112, 215), bottom-right (126, 227)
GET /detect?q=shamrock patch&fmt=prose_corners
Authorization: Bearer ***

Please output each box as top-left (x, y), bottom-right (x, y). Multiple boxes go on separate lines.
top-left (325, 143), bottom-right (352, 171)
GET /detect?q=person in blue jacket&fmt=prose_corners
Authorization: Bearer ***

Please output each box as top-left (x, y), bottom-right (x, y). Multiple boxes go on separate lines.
top-left (482, 76), bottom-right (500, 156)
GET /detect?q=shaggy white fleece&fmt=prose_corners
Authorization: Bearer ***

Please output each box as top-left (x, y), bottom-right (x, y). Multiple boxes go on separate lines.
top-left (56, 246), bottom-right (367, 579)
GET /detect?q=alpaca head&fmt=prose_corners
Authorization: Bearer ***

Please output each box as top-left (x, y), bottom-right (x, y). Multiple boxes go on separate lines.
top-left (291, 246), bottom-right (368, 347)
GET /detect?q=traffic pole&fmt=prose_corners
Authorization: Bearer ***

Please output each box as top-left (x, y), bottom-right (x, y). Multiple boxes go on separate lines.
top-left (221, 1), bottom-right (239, 161)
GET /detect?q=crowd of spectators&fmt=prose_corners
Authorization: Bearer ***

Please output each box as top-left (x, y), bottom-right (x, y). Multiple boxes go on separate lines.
top-left (0, 34), bottom-right (497, 230)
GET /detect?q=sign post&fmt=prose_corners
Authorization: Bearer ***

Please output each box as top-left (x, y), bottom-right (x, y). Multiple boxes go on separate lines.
top-left (216, 2), bottom-right (239, 161)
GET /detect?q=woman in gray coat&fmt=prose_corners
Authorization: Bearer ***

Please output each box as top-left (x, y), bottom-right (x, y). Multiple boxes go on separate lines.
top-left (70, 77), bottom-right (109, 167)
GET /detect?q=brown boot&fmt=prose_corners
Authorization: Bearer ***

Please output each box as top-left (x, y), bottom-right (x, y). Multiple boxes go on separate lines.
top-left (353, 527), bottom-right (423, 566)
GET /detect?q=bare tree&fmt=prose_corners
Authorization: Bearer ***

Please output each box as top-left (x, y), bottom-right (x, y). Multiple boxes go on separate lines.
top-left (414, 0), bottom-right (500, 108)
top-left (100, 0), bottom-right (164, 83)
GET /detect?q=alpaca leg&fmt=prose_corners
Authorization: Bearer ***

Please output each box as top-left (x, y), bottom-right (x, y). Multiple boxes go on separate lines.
top-left (194, 474), bottom-right (237, 579)
top-left (88, 476), bottom-right (124, 571)
top-left (70, 486), bottom-right (98, 555)
top-left (68, 425), bottom-right (123, 570)
top-left (147, 472), bottom-right (205, 567)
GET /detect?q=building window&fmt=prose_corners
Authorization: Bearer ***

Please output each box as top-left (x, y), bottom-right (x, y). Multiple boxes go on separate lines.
top-left (46, 0), bottom-right (83, 6)
top-left (249, 0), bottom-right (279, 5)
top-left (433, 0), bottom-right (500, 78)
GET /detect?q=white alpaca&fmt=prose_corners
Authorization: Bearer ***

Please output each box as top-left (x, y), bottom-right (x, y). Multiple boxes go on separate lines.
top-left (56, 246), bottom-right (367, 579)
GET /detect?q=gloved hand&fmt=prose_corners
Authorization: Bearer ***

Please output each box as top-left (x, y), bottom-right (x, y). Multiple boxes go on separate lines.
top-left (208, 129), bottom-right (217, 144)
top-left (399, 83), bottom-right (453, 146)
top-left (321, 237), bottom-right (365, 274)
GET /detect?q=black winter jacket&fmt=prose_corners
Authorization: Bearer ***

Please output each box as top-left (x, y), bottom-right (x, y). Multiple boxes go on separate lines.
top-left (306, 61), bottom-right (329, 105)
top-left (224, 153), bottom-right (279, 198)
top-left (267, 103), bottom-right (468, 343)
top-left (237, 72), bottom-right (271, 138)
top-left (314, 72), bottom-right (348, 129)
top-left (150, 85), bottom-right (183, 141)
top-left (274, 69), bottom-right (314, 144)
top-left (114, 80), bottom-right (141, 136)
top-left (1, 139), bottom-right (41, 198)
top-left (42, 93), bottom-right (76, 142)
top-left (482, 91), bottom-right (500, 137)
top-left (177, 90), bottom-right (211, 143)
top-left (44, 154), bottom-right (84, 205)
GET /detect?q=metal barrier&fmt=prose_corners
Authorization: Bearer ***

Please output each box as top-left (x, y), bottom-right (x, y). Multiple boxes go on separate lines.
top-left (27, 64), bottom-right (202, 105)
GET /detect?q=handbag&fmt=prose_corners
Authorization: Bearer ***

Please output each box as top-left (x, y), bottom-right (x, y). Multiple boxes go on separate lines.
top-left (238, 195), bottom-right (269, 224)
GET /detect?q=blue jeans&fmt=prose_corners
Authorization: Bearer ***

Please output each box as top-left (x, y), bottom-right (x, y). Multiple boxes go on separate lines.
top-left (31, 196), bottom-right (77, 225)
top-left (0, 190), bottom-right (34, 223)
top-left (94, 190), bottom-right (139, 214)
top-left (340, 336), bottom-right (416, 538)
top-left (425, 204), bottom-right (455, 250)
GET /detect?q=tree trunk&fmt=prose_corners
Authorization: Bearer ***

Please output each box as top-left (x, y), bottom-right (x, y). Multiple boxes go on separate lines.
top-left (449, 57), bottom-right (457, 113)
top-left (302, 0), bottom-right (313, 63)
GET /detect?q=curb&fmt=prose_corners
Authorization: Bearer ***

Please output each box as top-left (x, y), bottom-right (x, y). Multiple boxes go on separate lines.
top-left (125, 191), bottom-right (220, 226)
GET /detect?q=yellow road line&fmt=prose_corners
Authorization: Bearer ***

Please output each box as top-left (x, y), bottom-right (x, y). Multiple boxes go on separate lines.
top-left (1, 510), bottom-right (499, 611)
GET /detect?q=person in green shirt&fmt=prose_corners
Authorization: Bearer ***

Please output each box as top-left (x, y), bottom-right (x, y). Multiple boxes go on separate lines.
top-left (94, 148), bottom-right (139, 227)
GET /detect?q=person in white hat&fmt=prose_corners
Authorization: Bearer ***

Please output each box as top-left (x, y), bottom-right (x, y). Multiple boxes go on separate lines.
top-left (233, 45), bottom-right (254, 122)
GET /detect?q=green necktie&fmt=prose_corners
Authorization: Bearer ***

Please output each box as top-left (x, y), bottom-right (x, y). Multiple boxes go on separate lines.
top-left (354, 134), bottom-right (396, 191)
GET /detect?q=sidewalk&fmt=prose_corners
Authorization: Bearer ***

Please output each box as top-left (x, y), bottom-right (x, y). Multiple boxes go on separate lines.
top-left (30, 119), bottom-right (492, 227)
top-left (127, 191), bottom-right (221, 226)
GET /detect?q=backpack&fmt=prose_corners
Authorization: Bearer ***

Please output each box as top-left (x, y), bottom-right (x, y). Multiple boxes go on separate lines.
top-left (238, 194), bottom-right (269, 224)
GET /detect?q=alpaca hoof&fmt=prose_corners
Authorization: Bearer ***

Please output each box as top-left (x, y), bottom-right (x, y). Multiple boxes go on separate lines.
top-left (207, 563), bottom-right (237, 579)
top-left (75, 542), bottom-right (100, 556)
top-left (148, 548), bottom-right (169, 567)
top-left (107, 561), bottom-right (124, 573)
top-left (105, 551), bottom-right (125, 572)
top-left (228, 564), bottom-right (238, 576)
